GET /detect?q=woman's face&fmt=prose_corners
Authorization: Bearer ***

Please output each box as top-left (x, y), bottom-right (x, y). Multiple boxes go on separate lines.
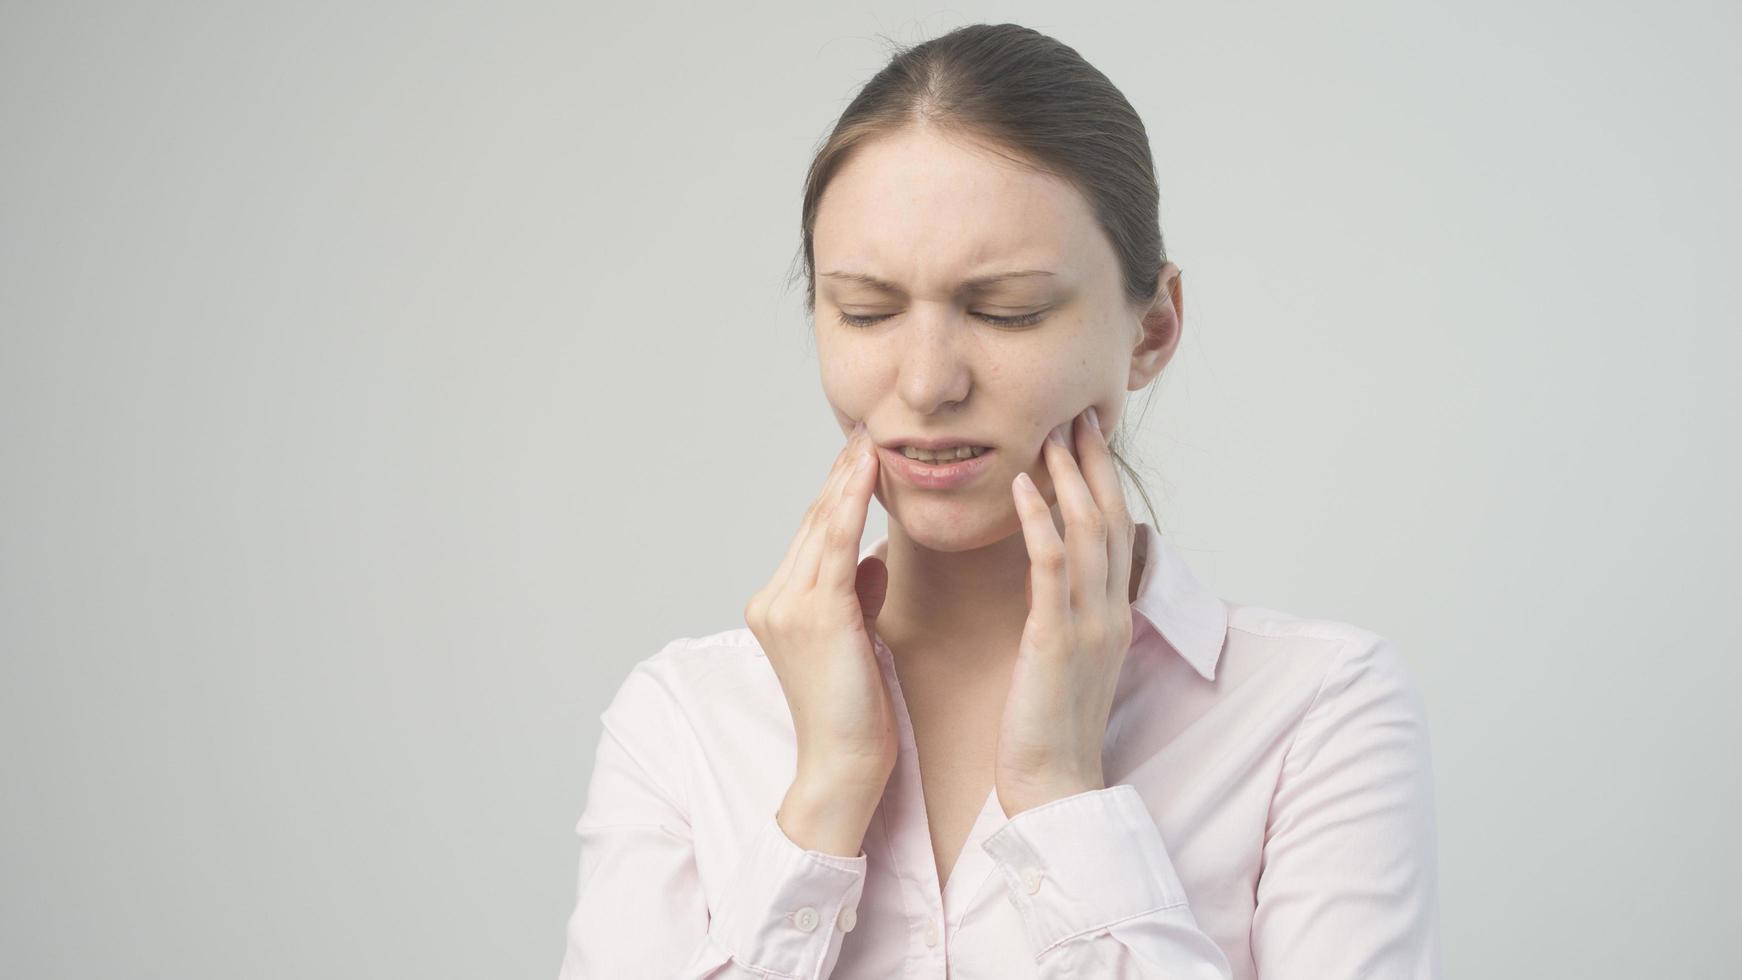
top-left (813, 124), bottom-right (1182, 548)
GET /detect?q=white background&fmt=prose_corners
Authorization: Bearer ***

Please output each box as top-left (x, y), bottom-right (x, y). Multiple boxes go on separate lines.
top-left (3, 1), bottom-right (1737, 976)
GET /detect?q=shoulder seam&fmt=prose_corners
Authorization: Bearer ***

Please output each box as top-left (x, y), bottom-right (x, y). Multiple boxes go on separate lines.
top-left (596, 653), bottom-right (699, 816)
top-left (1267, 631), bottom-right (1378, 808)
top-left (594, 710), bottom-right (689, 823)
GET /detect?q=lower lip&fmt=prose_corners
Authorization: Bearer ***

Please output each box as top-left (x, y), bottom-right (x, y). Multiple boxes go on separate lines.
top-left (881, 446), bottom-right (996, 490)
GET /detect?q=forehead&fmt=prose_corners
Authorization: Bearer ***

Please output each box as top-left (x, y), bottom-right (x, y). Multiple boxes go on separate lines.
top-left (812, 127), bottom-right (1105, 290)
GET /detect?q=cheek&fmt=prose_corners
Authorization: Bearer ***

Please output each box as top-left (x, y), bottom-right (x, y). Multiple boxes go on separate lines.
top-left (819, 357), bottom-right (866, 401)
top-left (817, 349), bottom-right (888, 422)
top-left (1034, 331), bottom-right (1124, 405)
top-left (1013, 364), bottom-right (1089, 417)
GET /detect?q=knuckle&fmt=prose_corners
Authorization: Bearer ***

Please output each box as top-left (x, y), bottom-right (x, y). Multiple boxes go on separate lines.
top-left (823, 517), bottom-right (851, 548)
top-left (763, 601), bottom-right (792, 633)
top-left (813, 495), bottom-right (837, 523)
top-left (1037, 546), bottom-right (1067, 573)
top-left (1030, 620), bottom-right (1065, 648)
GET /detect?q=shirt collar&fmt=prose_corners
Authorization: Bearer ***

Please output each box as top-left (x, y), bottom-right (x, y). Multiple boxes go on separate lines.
top-left (857, 520), bottom-right (1227, 682)
top-left (1127, 520), bottom-right (1228, 682)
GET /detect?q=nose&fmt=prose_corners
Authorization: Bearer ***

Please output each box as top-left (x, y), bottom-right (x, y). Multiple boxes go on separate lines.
top-left (894, 307), bottom-right (974, 413)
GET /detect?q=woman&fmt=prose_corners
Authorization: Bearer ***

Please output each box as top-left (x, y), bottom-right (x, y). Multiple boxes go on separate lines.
top-left (558, 22), bottom-right (1439, 979)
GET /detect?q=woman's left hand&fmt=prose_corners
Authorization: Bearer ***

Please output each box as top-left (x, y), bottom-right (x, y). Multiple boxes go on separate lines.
top-left (995, 405), bottom-right (1138, 817)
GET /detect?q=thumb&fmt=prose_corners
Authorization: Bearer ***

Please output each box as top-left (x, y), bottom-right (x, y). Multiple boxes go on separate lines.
top-left (855, 556), bottom-right (889, 626)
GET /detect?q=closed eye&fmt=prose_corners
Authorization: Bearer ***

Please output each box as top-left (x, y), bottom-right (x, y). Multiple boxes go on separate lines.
top-left (834, 310), bottom-right (1047, 328)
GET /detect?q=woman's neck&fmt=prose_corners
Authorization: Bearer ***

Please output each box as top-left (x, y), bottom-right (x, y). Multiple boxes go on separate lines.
top-left (870, 518), bottom-right (1147, 674)
top-left (872, 521), bottom-right (1031, 670)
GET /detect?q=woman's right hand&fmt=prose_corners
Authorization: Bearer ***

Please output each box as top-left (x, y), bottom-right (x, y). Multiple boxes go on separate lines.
top-left (743, 420), bottom-right (897, 801)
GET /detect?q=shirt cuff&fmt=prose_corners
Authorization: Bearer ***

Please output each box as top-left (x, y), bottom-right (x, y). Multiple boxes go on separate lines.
top-left (707, 812), bottom-right (870, 980)
top-left (981, 783), bottom-right (1189, 957)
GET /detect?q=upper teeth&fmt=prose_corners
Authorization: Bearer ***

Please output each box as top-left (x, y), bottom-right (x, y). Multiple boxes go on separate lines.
top-left (903, 445), bottom-right (988, 462)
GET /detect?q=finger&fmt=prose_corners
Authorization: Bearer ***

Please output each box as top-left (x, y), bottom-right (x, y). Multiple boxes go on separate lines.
top-left (817, 439), bottom-right (880, 596)
top-left (792, 424), bottom-right (876, 591)
top-left (1074, 407), bottom-right (1135, 608)
top-left (769, 422), bottom-right (867, 596)
top-left (1041, 411), bottom-right (1108, 611)
top-left (1012, 469), bottom-right (1069, 636)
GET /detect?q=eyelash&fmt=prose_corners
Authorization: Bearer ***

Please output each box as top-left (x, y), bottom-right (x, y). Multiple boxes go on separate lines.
top-left (834, 310), bottom-right (1046, 329)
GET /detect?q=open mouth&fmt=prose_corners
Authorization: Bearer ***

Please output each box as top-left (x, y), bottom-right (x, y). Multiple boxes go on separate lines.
top-left (898, 445), bottom-right (992, 465)
top-left (881, 445), bottom-right (997, 489)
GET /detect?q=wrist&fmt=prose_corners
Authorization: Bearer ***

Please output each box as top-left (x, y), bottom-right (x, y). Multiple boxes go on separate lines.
top-left (996, 771), bottom-right (1106, 817)
top-left (794, 748), bottom-right (893, 798)
top-left (778, 773), bottom-right (887, 858)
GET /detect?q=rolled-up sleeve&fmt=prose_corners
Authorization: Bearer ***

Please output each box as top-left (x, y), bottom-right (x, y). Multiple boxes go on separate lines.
top-left (557, 654), bottom-right (868, 980)
top-left (981, 784), bottom-right (1233, 978)
top-left (1251, 634), bottom-right (1442, 977)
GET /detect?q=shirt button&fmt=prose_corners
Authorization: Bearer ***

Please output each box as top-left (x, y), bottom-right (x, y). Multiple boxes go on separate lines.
top-left (923, 918), bottom-right (939, 947)
top-left (792, 906), bottom-right (819, 932)
top-left (1020, 867), bottom-right (1044, 894)
top-left (836, 906), bottom-right (857, 932)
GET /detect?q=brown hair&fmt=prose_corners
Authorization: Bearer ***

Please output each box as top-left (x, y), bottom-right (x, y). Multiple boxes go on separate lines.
top-left (787, 22), bottom-right (1175, 526)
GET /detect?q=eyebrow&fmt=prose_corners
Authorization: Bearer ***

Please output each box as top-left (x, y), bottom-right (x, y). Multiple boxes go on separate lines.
top-left (818, 269), bottom-right (1056, 293)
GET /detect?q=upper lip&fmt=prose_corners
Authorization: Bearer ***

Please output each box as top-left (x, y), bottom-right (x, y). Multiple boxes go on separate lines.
top-left (879, 435), bottom-right (995, 450)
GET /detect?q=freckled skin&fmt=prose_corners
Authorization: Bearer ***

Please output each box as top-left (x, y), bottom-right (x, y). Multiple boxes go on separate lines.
top-left (809, 122), bottom-right (1186, 885)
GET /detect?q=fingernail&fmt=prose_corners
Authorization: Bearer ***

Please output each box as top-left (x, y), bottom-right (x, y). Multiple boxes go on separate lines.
top-left (1048, 424), bottom-right (1066, 446)
top-left (1085, 406), bottom-right (1100, 432)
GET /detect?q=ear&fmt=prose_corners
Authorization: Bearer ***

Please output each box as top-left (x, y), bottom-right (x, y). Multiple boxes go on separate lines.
top-left (1127, 262), bottom-right (1184, 391)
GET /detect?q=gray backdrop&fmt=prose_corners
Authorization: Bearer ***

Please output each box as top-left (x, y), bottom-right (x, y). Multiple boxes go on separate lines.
top-left (3, 2), bottom-right (1738, 976)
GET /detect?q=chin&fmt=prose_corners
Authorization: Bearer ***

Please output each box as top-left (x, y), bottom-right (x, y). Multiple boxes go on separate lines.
top-left (887, 496), bottom-right (1021, 551)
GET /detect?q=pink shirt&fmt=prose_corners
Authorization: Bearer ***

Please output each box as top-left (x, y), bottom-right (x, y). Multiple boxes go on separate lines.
top-left (557, 521), bottom-right (1441, 978)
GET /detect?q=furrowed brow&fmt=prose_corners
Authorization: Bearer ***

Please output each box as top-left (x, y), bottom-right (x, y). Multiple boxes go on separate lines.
top-left (819, 269), bottom-right (1056, 294)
